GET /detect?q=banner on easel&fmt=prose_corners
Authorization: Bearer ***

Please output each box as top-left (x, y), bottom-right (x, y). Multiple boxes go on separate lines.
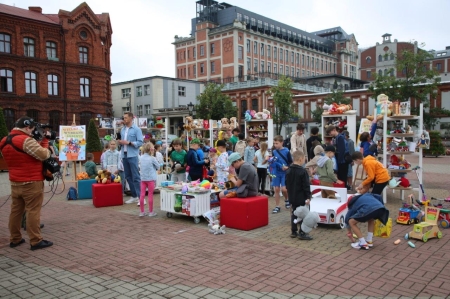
top-left (59, 126), bottom-right (86, 161)
top-left (356, 118), bottom-right (373, 146)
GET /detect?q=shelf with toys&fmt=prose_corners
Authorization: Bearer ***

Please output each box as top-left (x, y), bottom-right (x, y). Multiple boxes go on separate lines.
top-left (244, 114), bottom-right (273, 148)
top-left (321, 110), bottom-right (357, 143)
top-left (183, 116), bottom-right (238, 149)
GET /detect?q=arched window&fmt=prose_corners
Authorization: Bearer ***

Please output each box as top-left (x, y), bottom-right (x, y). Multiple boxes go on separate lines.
top-left (80, 112), bottom-right (92, 126)
top-left (252, 99), bottom-right (258, 112)
top-left (3, 108), bottom-right (15, 131)
top-left (390, 53), bottom-right (394, 60)
top-left (378, 55), bottom-right (382, 62)
top-left (80, 77), bottom-right (90, 97)
top-left (384, 54), bottom-right (388, 61)
top-left (378, 70), bottom-right (382, 76)
top-left (49, 110), bottom-right (61, 129)
top-left (366, 57), bottom-right (371, 64)
top-left (48, 74), bottom-right (58, 96)
top-left (25, 71), bottom-right (37, 94)
top-left (23, 37), bottom-right (35, 57)
top-left (241, 100), bottom-right (247, 117)
top-left (27, 109), bottom-right (39, 122)
top-left (0, 33), bottom-right (11, 53)
top-left (0, 69), bottom-right (13, 92)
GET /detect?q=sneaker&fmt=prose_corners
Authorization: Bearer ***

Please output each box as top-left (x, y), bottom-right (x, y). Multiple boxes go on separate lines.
top-left (125, 197), bottom-right (139, 204)
top-left (137, 199), bottom-right (147, 206)
top-left (139, 212), bottom-right (147, 217)
top-left (148, 212), bottom-right (157, 217)
top-left (290, 232), bottom-right (298, 238)
top-left (225, 191), bottom-right (237, 198)
top-left (298, 232), bottom-right (313, 240)
top-left (30, 240), bottom-right (53, 251)
top-left (272, 207), bottom-right (281, 214)
top-left (10, 238), bottom-right (25, 248)
top-left (351, 242), bottom-right (370, 250)
top-left (366, 241), bottom-right (374, 247)
top-left (285, 200), bottom-right (291, 209)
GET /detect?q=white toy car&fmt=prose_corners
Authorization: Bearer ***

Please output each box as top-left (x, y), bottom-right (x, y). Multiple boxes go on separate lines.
top-left (309, 185), bottom-right (354, 229)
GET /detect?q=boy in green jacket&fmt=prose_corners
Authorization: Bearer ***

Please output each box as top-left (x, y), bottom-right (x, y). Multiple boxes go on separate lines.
top-left (316, 145), bottom-right (344, 198)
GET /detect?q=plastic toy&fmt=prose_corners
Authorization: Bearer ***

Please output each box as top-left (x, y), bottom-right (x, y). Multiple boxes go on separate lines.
top-left (405, 207), bottom-right (443, 242)
top-left (309, 185), bottom-right (352, 229)
top-left (394, 239), bottom-right (401, 245)
top-left (397, 194), bottom-right (422, 225)
top-left (408, 241), bottom-right (415, 248)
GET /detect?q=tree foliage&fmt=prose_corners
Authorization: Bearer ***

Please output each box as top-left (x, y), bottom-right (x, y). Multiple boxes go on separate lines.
top-left (86, 118), bottom-right (103, 152)
top-left (423, 131), bottom-right (445, 157)
top-left (267, 76), bottom-right (296, 135)
top-left (311, 89), bottom-right (351, 125)
top-left (195, 83), bottom-right (238, 120)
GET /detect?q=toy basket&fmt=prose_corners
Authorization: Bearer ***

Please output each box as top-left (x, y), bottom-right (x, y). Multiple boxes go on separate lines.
top-left (374, 218), bottom-right (392, 238)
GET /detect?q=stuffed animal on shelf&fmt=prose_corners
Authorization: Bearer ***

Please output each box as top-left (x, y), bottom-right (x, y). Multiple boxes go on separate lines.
top-left (217, 120), bottom-right (222, 129)
top-left (203, 119), bottom-right (209, 129)
top-left (254, 112), bottom-right (264, 119)
top-left (155, 117), bottom-right (164, 128)
top-left (208, 220), bottom-right (226, 235)
top-left (338, 117), bottom-right (347, 129)
top-left (244, 110), bottom-right (252, 121)
top-left (221, 118), bottom-right (230, 130)
top-left (399, 177), bottom-right (411, 188)
top-left (262, 109), bottom-right (271, 119)
top-left (229, 117), bottom-right (237, 128)
top-left (184, 116), bottom-right (193, 131)
top-left (192, 119), bottom-right (199, 129)
top-left (336, 104), bottom-right (353, 114)
top-left (95, 169), bottom-right (112, 184)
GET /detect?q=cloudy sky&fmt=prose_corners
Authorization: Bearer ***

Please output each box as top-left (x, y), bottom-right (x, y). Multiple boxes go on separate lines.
top-left (2, 0), bottom-right (449, 83)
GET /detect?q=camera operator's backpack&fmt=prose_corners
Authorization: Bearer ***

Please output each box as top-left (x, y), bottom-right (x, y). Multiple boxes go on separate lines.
top-left (67, 187), bottom-right (78, 200)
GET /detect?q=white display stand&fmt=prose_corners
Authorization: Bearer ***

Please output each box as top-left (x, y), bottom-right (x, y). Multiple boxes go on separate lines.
top-left (245, 119), bottom-right (274, 149)
top-left (321, 114), bottom-right (357, 143)
top-left (382, 103), bottom-right (423, 203)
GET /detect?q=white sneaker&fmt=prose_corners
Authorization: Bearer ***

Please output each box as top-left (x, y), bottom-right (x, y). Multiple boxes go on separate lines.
top-left (139, 212), bottom-right (146, 217)
top-left (351, 242), bottom-right (370, 250)
top-left (125, 197), bottom-right (139, 204)
top-left (137, 199), bottom-right (147, 206)
top-left (148, 212), bottom-right (157, 217)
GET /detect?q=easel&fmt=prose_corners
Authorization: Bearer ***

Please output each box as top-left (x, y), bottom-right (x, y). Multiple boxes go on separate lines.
top-left (62, 115), bottom-right (83, 183)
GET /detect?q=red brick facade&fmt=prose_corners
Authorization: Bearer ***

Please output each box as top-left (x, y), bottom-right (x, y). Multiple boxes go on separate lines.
top-left (0, 3), bottom-right (112, 130)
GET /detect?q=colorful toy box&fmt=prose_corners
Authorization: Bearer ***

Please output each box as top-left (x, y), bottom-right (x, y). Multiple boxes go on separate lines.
top-left (77, 179), bottom-right (96, 199)
top-left (92, 183), bottom-right (123, 208)
top-left (220, 196), bottom-right (268, 230)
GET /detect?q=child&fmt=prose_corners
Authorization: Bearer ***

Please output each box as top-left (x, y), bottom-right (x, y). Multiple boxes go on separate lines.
top-left (326, 125), bottom-right (350, 185)
top-left (254, 142), bottom-right (269, 195)
top-left (305, 144), bottom-right (325, 176)
top-left (215, 140), bottom-right (229, 184)
top-left (230, 128), bottom-right (240, 148)
top-left (352, 151), bottom-right (390, 194)
top-left (208, 148), bottom-right (218, 171)
top-left (359, 132), bottom-right (377, 157)
top-left (234, 133), bottom-right (247, 157)
top-left (316, 145), bottom-right (344, 198)
top-left (100, 143), bottom-right (110, 167)
top-left (309, 140), bottom-right (322, 162)
top-left (271, 135), bottom-right (293, 213)
top-left (306, 126), bottom-right (322, 161)
top-left (84, 153), bottom-right (97, 179)
top-left (253, 136), bottom-right (260, 151)
top-left (138, 143), bottom-right (160, 217)
top-left (244, 137), bottom-right (255, 166)
top-left (170, 138), bottom-right (187, 182)
top-left (154, 143), bottom-right (164, 166)
top-left (286, 151), bottom-right (312, 240)
top-left (186, 138), bottom-right (207, 182)
top-left (102, 140), bottom-right (120, 171)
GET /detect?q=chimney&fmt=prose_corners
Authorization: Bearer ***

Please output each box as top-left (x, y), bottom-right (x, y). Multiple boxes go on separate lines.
top-left (29, 7), bottom-right (42, 13)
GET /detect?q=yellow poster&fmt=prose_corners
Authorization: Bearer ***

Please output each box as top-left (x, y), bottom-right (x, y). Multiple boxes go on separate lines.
top-left (58, 126), bottom-right (86, 161)
top-left (356, 118), bottom-right (373, 146)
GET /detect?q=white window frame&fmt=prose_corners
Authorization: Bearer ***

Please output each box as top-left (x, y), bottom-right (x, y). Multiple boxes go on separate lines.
top-left (178, 86), bottom-right (186, 96)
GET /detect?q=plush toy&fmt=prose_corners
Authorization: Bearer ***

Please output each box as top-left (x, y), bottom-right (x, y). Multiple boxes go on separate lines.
top-left (293, 206), bottom-right (309, 224)
top-left (155, 117), bottom-right (164, 128)
top-left (389, 178), bottom-right (400, 188)
top-left (114, 175), bottom-right (121, 183)
top-left (373, 120), bottom-right (384, 144)
top-left (336, 104), bottom-right (353, 114)
top-left (217, 120), bottom-right (222, 128)
top-left (171, 161), bottom-right (182, 173)
top-left (399, 177), bottom-right (410, 188)
top-left (367, 94), bottom-right (393, 121)
top-left (292, 206), bottom-right (320, 233)
top-left (95, 169), bottom-right (112, 184)
top-left (208, 220), bottom-right (226, 235)
top-left (244, 110), bottom-right (252, 121)
top-left (249, 110), bottom-right (256, 118)
top-left (255, 112), bottom-right (264, 119)
top-left (203, 119), bottom-right (209, 129)
top-left (262, 109), bottom-right (271, 119)
top-left (221, 118), bottom-right (230, 130)
top-left (338, 118), bottom-right (347, 129)
top-left (184, 116), bottom-right (193, 131)
top-left (229, 117), bottom-right (237, 129)
top-left (199, 180), bottom-right (211, 189)
top-left (192, 119), bottom-right (199, 129)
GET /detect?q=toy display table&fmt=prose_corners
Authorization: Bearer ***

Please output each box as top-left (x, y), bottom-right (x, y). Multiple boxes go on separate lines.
top-left (220, 196), bottom-right (268, 230)
top-left (77, 179), bottom-right (96, 199)
top-left (160, 188), bottom-right (218, 224)
top-left (92, 183), bottom-right (123, 208)
top-left (155, 174), bottom-right (168, 190)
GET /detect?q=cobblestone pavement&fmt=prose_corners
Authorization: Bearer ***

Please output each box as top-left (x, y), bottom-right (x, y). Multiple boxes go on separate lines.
top-left (0, 156), bottom-right (450, 298)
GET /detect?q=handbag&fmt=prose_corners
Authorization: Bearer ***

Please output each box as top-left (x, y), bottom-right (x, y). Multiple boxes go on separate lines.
top-left (374, 218), bottom-right (392, 238)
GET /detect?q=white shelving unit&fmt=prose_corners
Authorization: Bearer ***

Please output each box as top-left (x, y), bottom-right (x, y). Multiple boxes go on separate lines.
top-left (382, 103), bottom-right (423, 203)
top-left (321, 113), bottom-right (357, 142)
top-left (245, 119), bottom-right (274, 149)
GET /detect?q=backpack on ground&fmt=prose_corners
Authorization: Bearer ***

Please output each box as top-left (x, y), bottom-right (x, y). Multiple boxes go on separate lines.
top-left (283, 136), bottom-right (291, 151)
top-left (67, 187), bottom-right (78, 200)
top-left (234, 140), bottom-right (246, 157)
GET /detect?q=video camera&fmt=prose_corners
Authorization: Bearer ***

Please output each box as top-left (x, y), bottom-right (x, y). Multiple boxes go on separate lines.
top-left (32, 123), bottom-right (57, 141)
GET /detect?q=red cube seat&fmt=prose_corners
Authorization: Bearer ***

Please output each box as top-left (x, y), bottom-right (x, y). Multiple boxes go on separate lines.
top-left (92, 183), bottom-right (123, 208)
top-left (220, 196), bottom-right (268, 230)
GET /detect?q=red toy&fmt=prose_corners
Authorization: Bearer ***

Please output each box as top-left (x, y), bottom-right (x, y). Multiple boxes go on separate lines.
top-left (399, 177), bottom-right (410, 188)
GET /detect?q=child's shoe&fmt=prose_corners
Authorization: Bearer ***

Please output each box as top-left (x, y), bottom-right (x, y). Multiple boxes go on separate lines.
top-left (285, 200), bottom-right (291, 209)
top-left (366, 241), bottom-right (374, 247)
top-left (139, 212), bottom-right (146, 217)
top-left (290, 232), bottom-right (298, 238)
top-left (298, 232), bottom-right (313, 240)
top-left (351, 242), bottom-right (369, 250)
top-left (148, 212), bottom-right (157, 217)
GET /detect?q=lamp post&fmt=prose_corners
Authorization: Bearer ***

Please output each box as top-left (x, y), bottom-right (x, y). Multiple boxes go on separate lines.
top-left (188, 101), bottom-right (194, 116)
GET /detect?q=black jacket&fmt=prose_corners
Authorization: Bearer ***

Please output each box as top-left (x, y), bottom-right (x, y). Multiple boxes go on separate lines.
top-left (286, 164), bottom-right (311, 207)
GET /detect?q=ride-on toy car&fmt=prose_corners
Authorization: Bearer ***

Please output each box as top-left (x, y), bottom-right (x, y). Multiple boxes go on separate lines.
top-left (405, 206), bottom-right (443, 242)
top-left (310, 185), bottom-right (353, 229)
top-left (397, 195), bottom-right (422, 225)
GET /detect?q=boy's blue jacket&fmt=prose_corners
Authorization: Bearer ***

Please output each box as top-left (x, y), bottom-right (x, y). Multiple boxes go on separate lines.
top-left (345, 193), bottom-right (389, 226)
top-left (271, 147), bottom-right (292, 175)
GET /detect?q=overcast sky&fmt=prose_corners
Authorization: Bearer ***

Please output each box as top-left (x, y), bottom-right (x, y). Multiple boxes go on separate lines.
top-left (2, 0), bottom-right (450, 83)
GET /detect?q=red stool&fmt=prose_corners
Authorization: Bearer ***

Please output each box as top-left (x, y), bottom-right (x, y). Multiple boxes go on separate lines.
top-left (92, 183), bottom-right (123, 208)
top-left (220, 196), bottom-right (268, 230)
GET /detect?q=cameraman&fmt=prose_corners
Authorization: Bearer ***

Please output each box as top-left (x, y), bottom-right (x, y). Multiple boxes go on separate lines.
top-left (0, 117), bottom-right (53, 251)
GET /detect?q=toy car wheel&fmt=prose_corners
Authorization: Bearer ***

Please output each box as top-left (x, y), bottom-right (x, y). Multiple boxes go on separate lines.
top-left (414, 218), bottom-right (420, 224)
top-left (407, 219), bottom-right (412, 225)
top-left (440, 219), bottom-right (449, 229)
top-left (437, 231), bottom-right (443, 239)
top-left (339, 216), bottom-right (345, 229)
top-left (166, 212), bottom-right (173, 218)
top-left (422, 235), bottom-right (428, 242)
top-left (194, 217), bottom-right (200, 224)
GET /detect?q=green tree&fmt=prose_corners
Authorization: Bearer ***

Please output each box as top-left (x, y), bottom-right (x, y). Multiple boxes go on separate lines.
top-left (423, 131), bottom-right (445, 157)
top-left (311, 89), bottom-right (351, 124)
top-left (195, 83), bottom-right (238, 120)
top-left (0, 107), bottom-right (8, 157)
top-left (86, 118), bottom-right (103, 152)
top-left (267, 76), bottom-right (296, 135)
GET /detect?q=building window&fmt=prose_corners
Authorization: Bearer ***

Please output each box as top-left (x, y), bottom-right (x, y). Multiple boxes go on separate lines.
top-left (46, 42), bottom-right (57, 58)
top-left (384, 54), bottom-right (388, 61)
top-left (270, 24), bottom-right (275, 32)
top-left (286, 50), bottom-right (290, 62)
top-left (47, 74), bottom-right (58, 96)
top-left (238, 46), bottom-right (243, 59)
top-left (267, 45), bottom-right (271, 57)
top-left (246, 39), bottom-right (250, 53)
top-left (296, 69), bottom-right (299, 77)
top-left (211, 61), bottom-right (215, 73)
top-left (80, 112), bottom-right (92, 126)
top-left (279, 49), bottom-right (283, 61)
top-left (241, 100), bottom-right (247, 117)
top-left (27, 109), bottom-right (39, 122)
top-left (261, 43), bottom-right (264, 56)
top-left (302, 54), bottom-right (305, 66)
top-left (367, 71), bottom-right (371, 79)
top-left (193, 46), bottom-right (196, 58)
top-left (384, 69), bottom-right (388, 76)
top-left (211, 43), bottom-right (215, 55)
top-left (0, 69), bottom-right (13, 92)
top-left (238, 65), bottom-right (244, 78)
top-left (378, 69), bottom-right (382, 76)
top-left (3, 109), bottom-right (15, 131)
top-left (274, 63), bottom-right (277, 74)
top-left (144, 85), bottom-right (150, 95)
top-left (23, 37), bottom-right (35, 57)
top-left (257, 20), bottom-right (263, 28)
top-left (145, 104), bottom-right (151, 115)
top-left (274, 47), bottom-right (277, 59)
top-left (254, 41), bottom-right (258, 54)
top-left (252, 99), bottom-right (258, 111)
top-left (316, 58), bottom-right (319, 69)
top-left (286, 66), bottom-right (289, 76)
top-left (0, 33), bottom-right (11, 53)
top-left (436, 63), bottom-right (442, 71)
top-left (244, 15), bottom-right (249, 24)
top-left (193, 65), bottom-right (197, 76)
top-left (80, 77), bottom-right (90, 97)
top-left (302, 70), bottom-right (305, 77)
top-left (321, 59), bottom-right (324, 71)
top-left (200, 45), bottom-right (204, 56)
top-left (200, 63), bottom-right (204, 74)
top-left (136, 105), bottom-right (143, 117)
top-left (296, 53), bottom-right (299, 65)
top-left (178, 86), bottom-right (186, 96)
top-left (307, 56), bottom-right (310, 67)
top-left (237, 13), bottom-right (242, 21)
top-left (280, 66), bottom-right (283, 75)
top-left (307, 71), bottom-right (310, 76)
top-left (79, 46), bottom-right (88, 64)
top-left (268, 62), bottom-right (271, 73)
top-left (122, 88), bottom-right (131, 98)
top-left (247, 58), bottom-right (251, 71)
top-left (390, 53), bottom-right (395, 60)
top-left (25, 71), bottom-right (37, 94)
top-left (365, 56), bottom-right (371, 64)
top-left (136, 86), bottom-right (142, 97)
top-left (378, 55), bottom-right (382, 62)
top-left (250, 18), bottom-right (256, 26)
top-left (291, 67), bottom-right (294, 77)
top-left (48, 110), bottom-right (61, 129)
top-left (276, 26), bottom-right (280, 34)
top-left (254, 59), bottom-right (258, 72)
top-left (261, 61), bottom-right (265, 73)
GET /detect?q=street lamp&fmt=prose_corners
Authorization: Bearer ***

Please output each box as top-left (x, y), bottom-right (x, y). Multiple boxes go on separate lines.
top-left (188, 102), bottom-right (194, 116)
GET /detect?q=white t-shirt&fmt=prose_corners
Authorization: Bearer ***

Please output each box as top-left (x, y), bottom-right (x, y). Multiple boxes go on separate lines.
top-left (155, 151), bottom-right (164, 165)
top-left (255, 149), bottom-right (269, 168)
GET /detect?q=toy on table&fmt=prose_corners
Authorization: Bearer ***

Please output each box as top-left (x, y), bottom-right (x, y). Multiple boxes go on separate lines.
top-left (405, 206), bottom-right (443, 242)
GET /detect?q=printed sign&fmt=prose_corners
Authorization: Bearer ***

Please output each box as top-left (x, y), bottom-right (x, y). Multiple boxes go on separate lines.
top-left (58, 126), bottom-right (86, 161)
top-left (356, 118), bottom-right (373, 146)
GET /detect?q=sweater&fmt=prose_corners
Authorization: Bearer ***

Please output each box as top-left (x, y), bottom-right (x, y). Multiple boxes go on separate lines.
top-left (286, 164), bottom-right (311, 207)
top-left (290, 133), bottom-right (308, 159)
top-left (362, 155), bottom-right (390, 186)
top-left (316, 156), bottom-right (338, 183)
top-left (139, 153), bottom-right (160, 181)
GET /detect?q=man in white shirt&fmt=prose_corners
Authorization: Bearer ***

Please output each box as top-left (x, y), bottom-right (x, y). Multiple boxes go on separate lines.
top-left (290, 123), bottom-right (308, 162)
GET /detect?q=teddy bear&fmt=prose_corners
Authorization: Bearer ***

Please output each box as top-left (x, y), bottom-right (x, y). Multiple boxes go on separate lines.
top-left (221, 118), bottom-right (230, 130)
top-left (95, 169), bottom-right (112, 184)
top-left (184, 116), bottom-right (193, 131)
top-left (262, 109), bottom-right (271, 119)
top-left (336, 104), bottom-right (353, 114)
top-left (229, 117), bottom-right (237, 129)
top-left (208, 220), bottom-right (226, 235)
top-left (338, 117), bottom-right (347, 129)
top-left (292, 206), bottom-right (320, 234)
top-left (192, 119), bottom-right (199, 129)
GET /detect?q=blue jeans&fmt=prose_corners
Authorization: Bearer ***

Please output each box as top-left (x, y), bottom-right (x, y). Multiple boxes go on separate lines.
top-left (123, 156), bottom-right (141, 198)
top-left (118, 170), bottom-right (125, 193)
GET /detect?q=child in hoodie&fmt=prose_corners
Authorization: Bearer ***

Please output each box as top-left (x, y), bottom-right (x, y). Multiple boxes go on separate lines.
top-left (316, 145), bottom-right (344, 198)
top-left (305, 144), bottom-right (325, 177)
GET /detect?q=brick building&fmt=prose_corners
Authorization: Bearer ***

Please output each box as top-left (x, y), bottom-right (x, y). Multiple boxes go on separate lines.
top-left (0, 3), bottom-right (112, 131)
